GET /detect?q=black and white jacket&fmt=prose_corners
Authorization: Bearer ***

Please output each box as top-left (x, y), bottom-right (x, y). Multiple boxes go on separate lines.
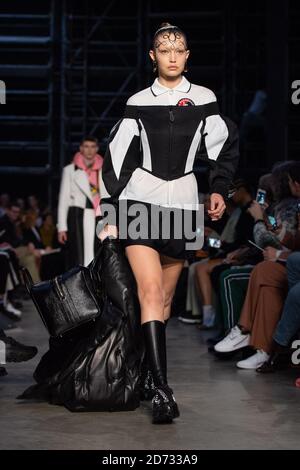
top-left (97, 76), bottom-right (239, 235)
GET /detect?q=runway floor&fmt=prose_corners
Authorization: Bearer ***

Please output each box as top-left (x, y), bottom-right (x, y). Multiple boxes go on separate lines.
top-left (1, 300), bottom-right (300, 450)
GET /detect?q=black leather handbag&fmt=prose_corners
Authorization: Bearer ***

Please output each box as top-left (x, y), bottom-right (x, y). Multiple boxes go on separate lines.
top-left (22, 246), bottom-right (104, 338)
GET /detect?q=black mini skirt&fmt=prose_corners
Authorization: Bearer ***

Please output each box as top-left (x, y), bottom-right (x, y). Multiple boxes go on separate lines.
top-left (117, 199), bottom-right (200, 261)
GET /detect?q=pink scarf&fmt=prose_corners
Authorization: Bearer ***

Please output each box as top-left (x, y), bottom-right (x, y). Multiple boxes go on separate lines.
top-left (73, 152), bottom-right (103, 215)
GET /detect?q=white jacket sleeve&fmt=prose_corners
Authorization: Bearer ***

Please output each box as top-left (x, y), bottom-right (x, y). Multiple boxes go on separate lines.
top-left (96, 115), bottom-right (141, 236)
top-left (57, 166), bottom-right (71, 232)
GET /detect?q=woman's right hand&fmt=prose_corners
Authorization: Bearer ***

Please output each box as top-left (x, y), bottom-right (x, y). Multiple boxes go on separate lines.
top-left (98, 224), bottom-right (118, 242)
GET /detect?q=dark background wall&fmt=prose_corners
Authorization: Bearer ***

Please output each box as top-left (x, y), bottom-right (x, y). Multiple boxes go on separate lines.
top-left (0, 0), bottom-right (298, 206)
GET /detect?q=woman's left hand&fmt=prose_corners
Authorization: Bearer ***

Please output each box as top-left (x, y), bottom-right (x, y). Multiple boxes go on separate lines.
top-left (208, 193), bottom-right (226, 221)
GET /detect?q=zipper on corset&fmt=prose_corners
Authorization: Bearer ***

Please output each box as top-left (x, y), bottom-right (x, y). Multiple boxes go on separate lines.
top-left (168, 107), bottom-right (175, 205)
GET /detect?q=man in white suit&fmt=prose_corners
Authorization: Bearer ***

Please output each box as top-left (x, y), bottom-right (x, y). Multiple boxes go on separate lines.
top-left (57, 136), bottom-right (104, 268)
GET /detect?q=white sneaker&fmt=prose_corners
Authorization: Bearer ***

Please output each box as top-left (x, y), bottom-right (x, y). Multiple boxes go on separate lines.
top-left (214, 326), bottom-right (250, 353)
top-left (236, 350), bottom-right (270, 370)
top-left (5, 302), bottom-right (22, 318)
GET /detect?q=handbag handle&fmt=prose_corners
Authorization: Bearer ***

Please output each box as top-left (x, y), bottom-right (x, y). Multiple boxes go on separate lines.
top-left (88, 236), bottom-right (120, 275)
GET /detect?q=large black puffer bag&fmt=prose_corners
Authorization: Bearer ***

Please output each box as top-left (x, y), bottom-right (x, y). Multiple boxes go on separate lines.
top-left (18, 238), bottom-right (145, 412)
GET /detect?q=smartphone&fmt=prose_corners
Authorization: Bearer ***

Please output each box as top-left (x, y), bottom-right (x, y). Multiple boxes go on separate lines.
top-left (247, 239), bottom-right (264, 252)
top-left (256, 188), bottom-right (267, 205)
top-left (268, 215), bottom-right (278, 230)
top-left (208, 237), bottom-right (222, 249)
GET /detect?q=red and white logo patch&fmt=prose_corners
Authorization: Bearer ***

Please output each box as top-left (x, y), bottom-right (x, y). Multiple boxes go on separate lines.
top-left (177, 98), bottom-right (195, 106)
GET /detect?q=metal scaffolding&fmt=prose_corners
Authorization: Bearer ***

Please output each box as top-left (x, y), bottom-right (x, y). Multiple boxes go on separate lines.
top-left (0, 1), bottom-right (296, 205)
top-left (0, 2), bottom-right (57, 203)
top-left (60, 0), bottom-right (145, 171)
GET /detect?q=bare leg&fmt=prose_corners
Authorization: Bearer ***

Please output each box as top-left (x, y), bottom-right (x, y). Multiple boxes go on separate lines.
top-left (125, 246), bottom-right (184, 322)
top-left (195, 258), bottom-right (223, 305)
top-left (160, 254), bottom-right (185, 322)
top-left (125, 245), bottom-right (165, 324)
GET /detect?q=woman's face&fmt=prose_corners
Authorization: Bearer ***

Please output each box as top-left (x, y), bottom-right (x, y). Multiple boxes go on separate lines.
top-left (149, 31), bottom-right (189, 79)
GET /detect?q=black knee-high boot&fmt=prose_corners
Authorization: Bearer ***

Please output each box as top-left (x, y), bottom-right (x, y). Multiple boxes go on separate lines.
top-left (141, 319), bottom-right (179, 424)
top-left (140, 319), bottom-right (169, 401)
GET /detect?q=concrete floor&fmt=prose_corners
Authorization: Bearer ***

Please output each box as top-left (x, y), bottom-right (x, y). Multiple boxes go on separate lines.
top-left (1, 300), bottom-right (300, 450)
